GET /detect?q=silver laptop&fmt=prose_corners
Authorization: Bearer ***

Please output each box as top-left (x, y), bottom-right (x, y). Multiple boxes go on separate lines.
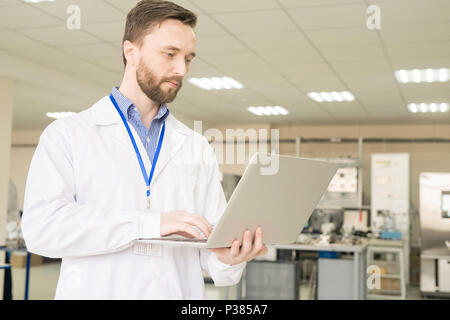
top-left (137, 153), bottom-right (339, 249)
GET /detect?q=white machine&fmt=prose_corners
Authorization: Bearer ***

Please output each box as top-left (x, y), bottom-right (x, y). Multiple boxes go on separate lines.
top-left (371, 153), bottom-right (410, 285)
top-left (419, 173), bottom-right (450, 297)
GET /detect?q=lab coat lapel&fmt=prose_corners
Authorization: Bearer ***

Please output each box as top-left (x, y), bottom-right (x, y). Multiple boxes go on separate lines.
top-left (90, 96), bottom-right (131, 147)
top-left (90, 96), bottom-right (189, 183)
top-left (151, 114), bottom-right (188, 184)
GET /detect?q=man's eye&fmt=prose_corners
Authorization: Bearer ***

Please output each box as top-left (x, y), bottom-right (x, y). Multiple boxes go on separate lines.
top-left (166, 52), bottom-right (174, 57)
top-left (185, 58), bottom-right (192, 63)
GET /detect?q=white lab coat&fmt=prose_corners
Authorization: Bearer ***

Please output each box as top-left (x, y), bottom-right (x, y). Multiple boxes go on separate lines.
top-left (22, 96), bottom-right (246, 299)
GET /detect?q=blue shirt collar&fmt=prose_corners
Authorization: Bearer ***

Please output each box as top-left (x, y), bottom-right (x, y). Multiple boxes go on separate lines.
top-left (110, 87), bottom-right (170, 122)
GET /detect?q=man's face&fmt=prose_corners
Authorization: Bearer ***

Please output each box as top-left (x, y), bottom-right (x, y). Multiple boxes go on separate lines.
top-left (133, 19), bottom-right (196, 104)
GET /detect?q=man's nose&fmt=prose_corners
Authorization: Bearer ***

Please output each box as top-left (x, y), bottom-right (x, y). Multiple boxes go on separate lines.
top-left (172, 57), bottom-right (188, 77)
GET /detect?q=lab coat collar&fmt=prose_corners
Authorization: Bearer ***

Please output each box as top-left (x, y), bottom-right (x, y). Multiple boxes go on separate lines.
top-left (90, 95), bottom-right (190, 134)
top-left (89, 96), bottom-right (191, 182)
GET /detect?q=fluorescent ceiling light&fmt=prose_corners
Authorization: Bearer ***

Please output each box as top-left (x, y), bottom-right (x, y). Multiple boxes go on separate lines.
top-left (188, 77), bottom-right (243, 90)
top-left (248, 106), bottom-right (288, 116)
top-left (308, 91), bottom-right (355, 102)
top-left (46, 112), bottom-right (76, 119)
top-left (395, 68), bottom-right (450, 83)
top-left (407, 103), bottom-right (449, 113)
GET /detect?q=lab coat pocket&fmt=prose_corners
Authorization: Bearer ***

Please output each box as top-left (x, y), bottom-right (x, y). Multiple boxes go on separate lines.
top-left (172, 163), bottom-right (204, 187)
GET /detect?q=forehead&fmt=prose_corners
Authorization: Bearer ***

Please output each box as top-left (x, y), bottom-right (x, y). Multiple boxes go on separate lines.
top-left (142, 19), bottom-right (196, 51)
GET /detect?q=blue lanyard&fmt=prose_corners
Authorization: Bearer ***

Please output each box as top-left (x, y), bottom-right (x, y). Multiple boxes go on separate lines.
top-left (109, 94), bottom-right (165, 207)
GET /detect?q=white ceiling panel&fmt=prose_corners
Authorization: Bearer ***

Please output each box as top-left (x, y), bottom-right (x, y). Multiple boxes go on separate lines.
top-left (400, 84), bottom-right (450, 98)
top-left (0, 30), bottom-right (41, 49)
top-left (242, 75), bottom-right (292, 91)
top-left (283, 109), bottom-right (333, 121)
top-left (103, 0), bottom-right (203, 15)
top-left (236, 31), bottom-right (311, 50)
top-left (340, 73), bottom-right (397, 85)
top-left (81, 69), bottom-right (122, 87)
top-left (90, 58), bottom-right (124, 74)
top-left (357, 94), bottom-right (404, 106)
top-left (212, 10), bottom-right (297, 34)
top-left (275, 62), bottom-right (334, 76)
top-left (60, 42), bottom-right (122, 60)
top-left (32, 0), bottom-right (125, 25)
top-left (297, 83), bottom-right (348, 93)
top-left (279, 0), bottom-right (364, 8)
top-left (13, 45), bottom-right (78, 64)
top-left (285, 74), bottom-right (343, 86)
top-left (186, 58), bottom-right (221, 77)
top-left (330, 60), bottom-right (392, 74)
top-left (162, 0), bottom-right (202, 15)
top-left (322, 102), bottom-right (368, 116)
top-left (0, 3), bottom-right (63, 29)
top-left (206, 86), bottom-right (259, 101)
top-left (350, 85), bottom-right (400, 97)
top-left (194, 14), bottom-right (229, 37)
top-left (102, 0), bottom-right (139, 13)
top-left (41, 59), bottom-right (111, 77)
top-left (217, 64), bottom-right (279, 78)
top-left (305, 28), bottom-right (380, 47)
top-left (200, 51), bottom-right (267, 68)
top-left (386, 41), bottom-right (450, 59)
top-left (269, 98), bottom-right (318, 113)
top-left (367, 109), bottom-right (410, 119)
top-left (189, 0), bottom-right (279, 14)
top-left (82, 20), bottom-right (125, 45)
top-left (379, 22), bottom-right (450, 44)
top-left (320, 45), bottom-right (386, 62)
top-left (402, 91), bottom-right (450, 102)
top-left (258, 48), bottom-right (324, 64)
top-left (405, 113), bottom-right (450, 122)
top-left (0, 1), bottom-right (20, 6)
top-left (265, 95), bottom-right (314, 109)
top-left (364, 104), bottom-right (406, 114)
top-left (287, 4), bottom-right (368, 30)
top-left (196, 35), bottom-right (247, 53)
top-left (19, 26), bottom-right (100, 47)
top-left (370, 0), bottom-right (450, 26)
top-left (389, 58), bottom-right (450, 70)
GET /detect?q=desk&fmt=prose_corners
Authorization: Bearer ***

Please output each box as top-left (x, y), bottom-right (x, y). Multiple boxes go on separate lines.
top-left (238, 243), bottom-right (368, 300)
top-left (0, 247), bottom-right (31, 300)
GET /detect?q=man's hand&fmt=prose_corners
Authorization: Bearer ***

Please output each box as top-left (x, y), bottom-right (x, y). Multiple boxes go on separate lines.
top-left (160, 211), bottom-right (213, 240)
top-left (209, 227), bottom-right (268, 266)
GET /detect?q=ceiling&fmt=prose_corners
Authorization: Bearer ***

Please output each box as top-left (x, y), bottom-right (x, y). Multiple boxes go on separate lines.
top-left (0, 0), bottom-right (450, 130)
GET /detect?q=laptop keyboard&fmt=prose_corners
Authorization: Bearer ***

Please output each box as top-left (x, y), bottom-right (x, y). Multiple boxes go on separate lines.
top-left (150, 236), bottom-right (207, 243)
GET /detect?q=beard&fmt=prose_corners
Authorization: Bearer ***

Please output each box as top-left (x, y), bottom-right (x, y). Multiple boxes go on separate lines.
top-left (136, 60), bottom-right (183, 104)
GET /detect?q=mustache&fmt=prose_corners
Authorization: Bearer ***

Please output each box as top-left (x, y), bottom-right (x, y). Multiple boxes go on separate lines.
top-left (161, 76), bottom-right (183, 87)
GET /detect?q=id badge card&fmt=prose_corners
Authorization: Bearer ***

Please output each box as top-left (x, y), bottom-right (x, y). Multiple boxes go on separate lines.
top-left (132, 241), bottom-right (163, 257)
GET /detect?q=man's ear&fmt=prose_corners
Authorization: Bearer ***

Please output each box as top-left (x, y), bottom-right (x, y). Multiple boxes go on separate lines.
top-left (123, 40), bottom-right (137, 67)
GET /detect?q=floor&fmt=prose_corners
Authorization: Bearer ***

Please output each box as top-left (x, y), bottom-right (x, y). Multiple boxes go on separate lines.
top-left (4, 261), bottom-right (443, 300)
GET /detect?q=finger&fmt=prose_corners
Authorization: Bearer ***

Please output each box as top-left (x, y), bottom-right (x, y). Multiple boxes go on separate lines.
top-left (237, 230), bottom-right (253, 259)
top-left (186, 214), bottom-right (212, 238)
top-left (251, 227), bottom-right (264, 256)
top-left (258, 245), bottom-right (268, 256)
top-left (230, 240), bottom-right (240, 258)
top-left (180, 224), bottom-right (203, 240)
top-left (194, 215), bottom-right (213, 237)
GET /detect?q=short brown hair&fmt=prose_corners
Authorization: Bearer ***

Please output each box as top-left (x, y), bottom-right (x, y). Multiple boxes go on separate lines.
top-left (122, 0), bottom-right (197, 66)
